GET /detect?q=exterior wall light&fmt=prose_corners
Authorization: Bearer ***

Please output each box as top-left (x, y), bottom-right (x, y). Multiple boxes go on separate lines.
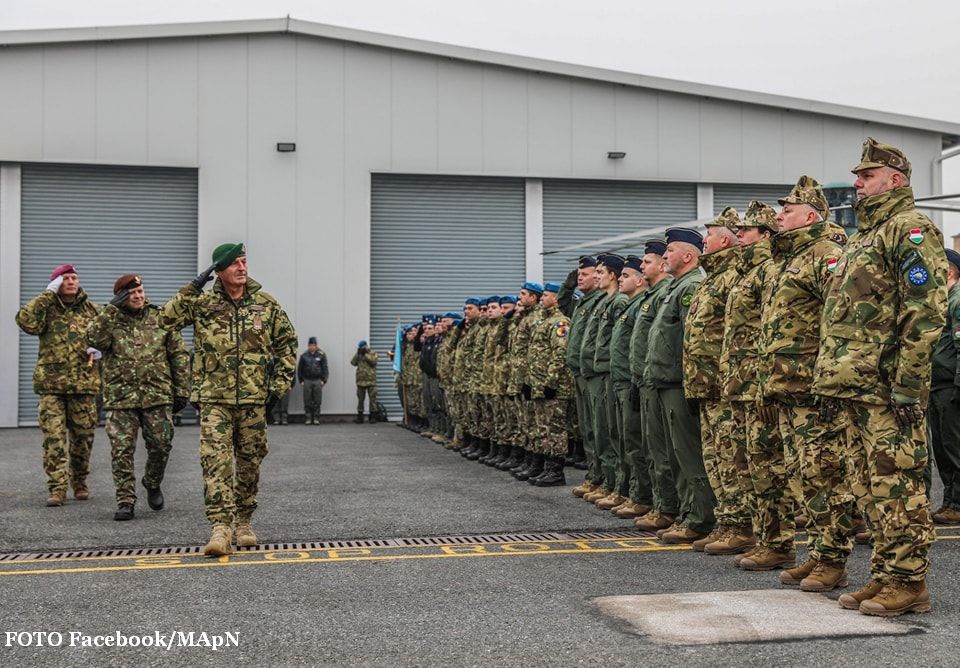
top-left (607, 151), bottom-right (626, 159)
top-left (276, 143), bottom-right (296, 152)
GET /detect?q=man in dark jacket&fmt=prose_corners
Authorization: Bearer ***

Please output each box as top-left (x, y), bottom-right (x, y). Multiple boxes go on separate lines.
top-left (298, 336), bottom-right (329, 425)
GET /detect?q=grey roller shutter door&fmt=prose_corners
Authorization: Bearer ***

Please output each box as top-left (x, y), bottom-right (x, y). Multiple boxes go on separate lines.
top-left (370, 174), bottom-right (526, 419)
top-left (542, 180), bottom-right (697, 283)
top-left (18, 163), bottom-right (198, 424)
top-left (713, 184), bottom-right (792, 215)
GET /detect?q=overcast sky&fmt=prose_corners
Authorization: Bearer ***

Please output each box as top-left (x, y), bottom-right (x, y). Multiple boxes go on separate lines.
top-left (3, 0), bottom-right (959, 232)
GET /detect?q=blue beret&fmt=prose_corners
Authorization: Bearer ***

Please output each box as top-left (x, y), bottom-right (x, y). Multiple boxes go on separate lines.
top-left (644, 240), bottom-right (667, 257)
top-left (487, 295), bottom-right (501, 304)
top-left (600, 253), bottom-right (625, 272)
top-left (521, 281), bottom-right (544, 295)
top-left (665, 227), bottom-right (704, 251)
top-left (499, 295), bottom-right (517, 305)
top-left (465, 297), bottom-right (481, 306)
top-left (422, 314), bottom-right (438, 324)
top-left (623, 255), bottom-right (643, 272)
top-left (443, 311), bottom-right (461, 320)
top-left (543, 282), bottom-right (561, 293)
top-left (358, 339), bottom-right (368, 347)
top-left (947, 249), bottom-right (960, 271)
top-left (578, 255), bottom-right (597, 269)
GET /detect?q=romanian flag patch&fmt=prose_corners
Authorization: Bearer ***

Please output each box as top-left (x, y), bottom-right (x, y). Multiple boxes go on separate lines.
top-left (556, 322), bottom-right (569, 338)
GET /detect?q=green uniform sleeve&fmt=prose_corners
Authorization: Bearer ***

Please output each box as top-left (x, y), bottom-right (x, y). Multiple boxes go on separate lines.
top-left (15, 291), bottom-right (57, 336)
top-left (85, 305), bottom-right (117, 352)
top-left (678, 282), bottom-right (698, 325)
top-left (953, 303), bottom-right (960, 389)
top-left (350, 352), bottom-right (360, 367)
top-left (158, 284), bottom-right (200, 333)
top-left (268, 305), bottom-right (298, 397)
top-left (557, 274), bottom-right (577, 318)
top-left (166, 329), bottom-right (191, 398)
top-left (544, 317), bottom-right (570, 390)
top-left (364, 351), bottom-right (379, 367)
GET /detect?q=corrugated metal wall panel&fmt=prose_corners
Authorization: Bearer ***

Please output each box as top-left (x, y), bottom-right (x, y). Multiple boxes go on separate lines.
top-left (542, 180), bottom-right (698, 282)
top-left (713, 183), bottom-right (792, 215)
top-left (370, 174), bottom-right (526, 418)
top-left (18, 163), bottom-right (198, 424)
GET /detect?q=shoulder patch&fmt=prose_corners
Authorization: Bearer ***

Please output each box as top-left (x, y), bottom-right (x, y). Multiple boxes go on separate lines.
top-left (908, 229), bottom-right (924, 245)
top-left (907, 265), bottom-right (929, 286)
top-left (826, 258), bottom-right (838, 272)
top-left (555, 323), bottom-right (569, 338)
top-left (680, 294), bottom-right (693, 307)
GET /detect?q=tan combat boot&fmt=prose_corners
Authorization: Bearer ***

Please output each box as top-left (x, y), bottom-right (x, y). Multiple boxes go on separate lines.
top-left (636, 511), bottom-right (675, 531)
top-left (656, 521), bottom-right (683, 539)
top-left (692, 526), bottom-right (728, 553)
top-left (572, 481), bottom-right (597, 498)
top-left (838, 579), bottom-right (885, 610)
top-left (235, 521), bottom-right (257, 548)
top-left (615, 502), bottom-right (651, 519)
top-left (584, 487), bottom-right (611, 503)
top-left (72, 481), bottom-right (90, 501)
top-left (932, 507), bottom-right (960, 525)
top-left (46, 490), bottom-right (66, 507)
top-left (858, 580), bottom-right (931, 617)
top-left (203, 524), bottom-right (234, 556)
top-left (596, 493), bottom-right (625, 510)
top-left (799, 560), bottom-right (848, 592)
top-left (739, 547), bottom-right (796, 571)
top-left (734, 546), bottom-right (760, 567)
top-left (431, 434), bottom-right (447, 445)
top-left (661, 525), bottom-right (709, 545)
top-left (705, 525), bottom-right (757, 555)
top-left (780, 557), bottom-right (817, 585)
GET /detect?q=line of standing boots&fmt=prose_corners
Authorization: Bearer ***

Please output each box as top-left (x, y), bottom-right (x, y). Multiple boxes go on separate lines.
top-left (455, 434), bottom-right (565, 487)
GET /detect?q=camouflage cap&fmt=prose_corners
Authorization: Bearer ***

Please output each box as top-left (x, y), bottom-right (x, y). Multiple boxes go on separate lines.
top-left (740, 200), bottom-right (779, 232)
top-left (706, 206), bottom-right (740, 231)
top-left (852, 136), bottom-right (911, 178)
top-left (778, 175), bottom-right (829, 219)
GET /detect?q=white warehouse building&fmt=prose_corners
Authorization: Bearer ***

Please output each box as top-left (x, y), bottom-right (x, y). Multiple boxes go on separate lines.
top-left (0, 17), bottom-right (958, 425)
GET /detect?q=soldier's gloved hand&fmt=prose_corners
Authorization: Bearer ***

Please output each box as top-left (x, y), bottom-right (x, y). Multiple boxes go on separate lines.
top-left (46, 275), bottom-right (64, 294)
top-left (686, 397), bottom-right (699, 415)
top-left (757, 400), bottom-right (778, 426)
top-left (266, 392), bottom-right (281, 414)
top-left (891, 399), bottom-right (923, 430)
top-left (544, 387), bottom-right (557, 400)
top-left (521, 384), bottom-right (532, 400)
top-left (629, 384), bottom-right (642, 411)
top-left (172, 396), bottom-right (188, 414)
top-left (110, 289), bottom-right (130, 307)
top-left (817, 396), bottom-right (842, 424)
top-left (563, 269), bottom-right (578, 290)
top-left (190, 263), bottom-right (218, 292)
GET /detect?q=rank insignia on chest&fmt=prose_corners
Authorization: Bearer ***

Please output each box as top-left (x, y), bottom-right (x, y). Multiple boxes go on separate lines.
top-left (908, 265), bottom-right (929, 286)
top-left (641, 303), bottom-right (650, 312)
top-left (253, 314), bottom-right (263, 331)
top-left (826, 258), bottom-right (838, 272)
top-left (908, 229), bottom-right (924, 245)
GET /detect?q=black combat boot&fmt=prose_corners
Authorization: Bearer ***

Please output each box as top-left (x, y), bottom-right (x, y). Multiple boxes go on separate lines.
top-left (532, 457), bottom-right (567, 487)
top-left (517, 453), bottom-right (545, 482)
top-left (460, 434), bottom-right (478, 457)
top-left (571, 440), bottom-right (588, 470)
top-left (478, 441), bottom-right (497, 465)
top-left (497, 445), bottom-right (523, 471)
top-left (142, 477), bottom-right (164, 511)
top-left (114, 503), bottom-right (135, 521)
top-left (354, 412), bottom-right (364, 424)
top-left (510, 450), bottom-right (532, 476)
top-left (488, 443), bottom-right (511, 467)
top-left (466, 438), bottom-right (489, 461)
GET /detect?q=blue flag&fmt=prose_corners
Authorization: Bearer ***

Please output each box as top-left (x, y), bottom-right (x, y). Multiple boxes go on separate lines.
top-left (392, 323), bottom-right (403, 374)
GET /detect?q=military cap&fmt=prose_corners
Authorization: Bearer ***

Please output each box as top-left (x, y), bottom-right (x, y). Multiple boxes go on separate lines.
top-left (487, 296), bottom-right (501, 305)
top-left (212, 242), bottom-right (246, 271)
top-left (499, 296), bottom-right (517, 305)
top-left (442, 311), bottom-right (461, 320)
top-left (308, 336), bottom-right (318, 345)
top-left (644, 240), bottom-right (667, 257)
top-left (946, 249), bottom-right (960, 272)
top-left (112, 273), bottom-right (142, 294)
top-left (49, 264), bottom-right (77, 281)
top-left (464, 297), bottom-right (481, 306)
top-left (521, 281), bottom-right (544, 295)
top-left (707, 206), bottom-right (740, 231)
top-left (543, 282), bottom-right (561, 293)
top-left (778, 175), bottom-right (830, 219)
top-left (740, 200), bottom-right (779, 233)
top-left (623, 255), bottom-right (643, 272)
top-left (578, 255), bottom-right (597, 269)
top-left (665, 227), bottom-right (704, 251)
top-left (358, 339), bottom-right (368, 347)
top-left (422, 314), bottom-right (437, 324)
top-left (852, 136), bottom-right (911, 178)
top-left (600, 254), bottom-right (625, 272)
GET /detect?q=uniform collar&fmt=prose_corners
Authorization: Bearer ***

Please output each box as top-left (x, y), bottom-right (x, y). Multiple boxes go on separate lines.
top-left (772, 220), bottom-right (846, 258)
top-left (700, 244), bottom-right (741, 275)
top-left (738, 239), bottom-right (772, 273)
top-left (854, 186), bottom-right (915, 232)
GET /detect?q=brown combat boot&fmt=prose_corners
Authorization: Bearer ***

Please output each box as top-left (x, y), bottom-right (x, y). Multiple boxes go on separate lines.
top-left (859, 580), bottom-right (931, 617)
top-left (692, 526), bottom-right (728, 553)
top-left (705, 525), bottom-right (757, 555)
top-left (780, 557), bottom-right (817, 585)
top-left (203, 524), bottom-right (234, 556)
top-left (734, 546), bottom-right (760, 567)
top-left (235, 521), bottom-right (257, 548)
top-left (838, 579), bottom-right (885, 610)
top-left (572, 481), bottom-right (598, 498)
top-left (656, 522), bottom-right (683, 539)
top-left (595, 493), bottom-right (625, 510)
top-left (932, 507), bottom-right (960, 525)
top-left (636, 511), bottom-right (675, 531)
top-left (799, 560), bottom-right (848, 592)
top-left (46, 490), bottom-right (66, 507)
top-left (584, 487), bottom-right (611, 503)
top-left (614, 502), bottom-right (651, 519)
top-left (72, 481), bottom-right (90, 501)
top-left (739, 546), bottom-right (797, 571)
top-left (661, 526), bottom-right (709, 545)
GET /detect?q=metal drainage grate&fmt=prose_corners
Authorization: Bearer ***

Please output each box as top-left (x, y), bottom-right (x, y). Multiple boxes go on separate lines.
top-left (0, 529), bottom-right (656, 563)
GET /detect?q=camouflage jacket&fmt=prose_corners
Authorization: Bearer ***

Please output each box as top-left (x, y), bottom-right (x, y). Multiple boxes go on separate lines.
top-left (720, 241), bottom-right (773, 402)
top-left (492, 314), bottom-right (517, 394)
top-left (16, 288), bottom-right (102, 395)
top-left (505, 309), bottom-right (532, 396)
top-left (86, 303), bottom-right (190, 409)
top-left (402, 343), bottom-right (423, 386)
top-left (158, 277), bottom-right (297, 405)
top-left (565, 289), bottom-right (602, 376)
top-left (684, 246), bottom-right (741, 399)
top-left (629, 277), bottom-right (673, 388)
top-left (526, 305), bottom-right (574, 399)
top-left (814, 187), bottom-right (947, 405)
top-left (480, 318), bottom-right (507, 396)
top-left (610, 292), bottom-right (645, 388)
top-left (351, 349), bottom-right (379, 387)
top-left (594, 293), bottom-right (628, 376)
top-left (579, 292), bottom-right (614, 378)
top-left (464, 319), bottom-right (490, 394)
top-left (645, 269), bottom-right (702, 389)
top-left (437, 328), bottom-right (461, 388)
top-left (511, 305), bottom-right (543, 391)
top-left (931, 284), bottom-right (960, 391)
top-left (452, 319), bottom-right (479, 392)
top-left (759, 220), bottom-right (846, 403)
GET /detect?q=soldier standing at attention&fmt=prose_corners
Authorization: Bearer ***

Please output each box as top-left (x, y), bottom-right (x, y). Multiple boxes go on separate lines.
top-left (646, 229), bottom-right (713, 544)
top-left (685, 207), bottom-right (752, 555)
top-left (451, 298), bottom-right (482, 451)
top-left (160, 243), bottom-right (297, 556)
top-left (512, 283), bottom-right (545, 480)
top-left (351, 340), bottom-right (380, 423)
top-left (927, 249), bottom-right (960, 525)
top-left (814, 139), bottom-right (947, 616)
top-left (297, 336), bottom-right (328, 425)
top-left (16, 264), bottom-right (101, 507)
top-left (87, 274), bottom-right (190, 521)
top-left (436, 311), bottom-right (464, 447)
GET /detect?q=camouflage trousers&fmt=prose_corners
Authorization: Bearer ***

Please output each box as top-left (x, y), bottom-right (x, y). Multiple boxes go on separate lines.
top-left (700, 399), bottom-right (750, 527)
top-left (532, 398), bottom-right (567, 457)
top-left (927, 387), bottom-right (960, 510)
top-left (575, 376), bottom-right (600, 483)
top-left (302, 380), bottom-right (323, 419)
top-left (270, 389), bottom-right (291, 422)
top-left (357, 385), bottom-right (378, 414)
top-left (845, 400), bottom-right (933, 583)
top-left (519, 397), bottom-right (538, 452)
top-left (199, 404), bottom-right (269, 526)
top-left (444, 389), bottom-right (462, 442)
top-left (640, 386), bottom-right (679, 515)
top-left (493, 396), bottom-right (512, 444)
top-left (615, 386), bottom-right (652, 505)
top-left (778, 403), bottom-right (854, 564)
top-left (403, 383), bottom-right (423, 418)
top-left (470, 394), bottom-right (495, 440)
top-left (38, 393), bottom-right (98, 493)
top-left (734, 402), bottom-right (793, 551)
top-left (106, 405), bottom-right (173, 506)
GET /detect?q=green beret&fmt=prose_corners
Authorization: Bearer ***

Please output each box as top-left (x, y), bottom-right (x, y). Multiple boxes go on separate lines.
top-left (212, 243), bottom-right (246, 271)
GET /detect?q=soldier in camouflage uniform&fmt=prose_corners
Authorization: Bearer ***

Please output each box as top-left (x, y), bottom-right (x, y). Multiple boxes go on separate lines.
top-left (87, 274), bottom-right (191, 520)
top-left (631, 241), bottom-right (678, 531)
top-left (160, 243), bottom-right (297, 556)
top-left (511, 283), bottom-right (546, 480)
top-left (684, 207), bottom-right (751, 555)
top-left (16, 264), bottom-right (101, 506)
top-left (927, 249), bottom-right (960, 525)
top-left (473, 298), bottom-right (503, 463)
top-left (452, 299), bottom-right (482, 452)
top-left (717, 202), bottom-right (781, 565)
top-left (351, 339), bottom-right (380, 423)
top-left (490, 297), bottom-right (523, 468)
top-left (462, 299), bottom-right (494, 460)
top-left (403, 325), bottom-right (426, 431)
top-left (435, 313), bottom-right (462, 446)
top-left (482, 297), bottom-right (517, 467)
top-left (751, 177), bottom-right (854, 587)
top-left (814, 139), bottom-right (947, 616)
top-left (500, 294), bottom-right (534, 472)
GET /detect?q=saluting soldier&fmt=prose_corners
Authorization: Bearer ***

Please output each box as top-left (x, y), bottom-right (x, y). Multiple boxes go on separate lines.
top-left (159, 243), bottom-right (297, 556)
top-left (352, 339), bottom-right (380, 423)
top-left (87, 274), bottom-right (190, 521)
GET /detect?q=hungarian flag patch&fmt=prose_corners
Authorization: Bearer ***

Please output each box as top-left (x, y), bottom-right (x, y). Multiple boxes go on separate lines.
top-left (908, 229), bottom-right (924, 245)
top-left (826, 258), bottom-right (838, 272)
